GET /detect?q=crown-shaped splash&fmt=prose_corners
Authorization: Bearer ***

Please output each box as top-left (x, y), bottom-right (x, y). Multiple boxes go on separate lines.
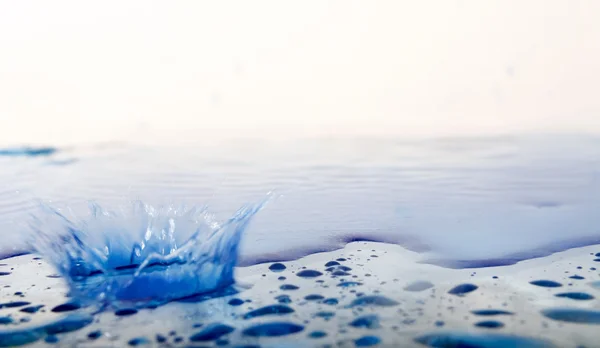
top-left (27, 196), bottom-right (270, 307)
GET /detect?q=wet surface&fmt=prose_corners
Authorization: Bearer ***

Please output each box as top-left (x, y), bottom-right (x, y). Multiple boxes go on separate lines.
top-left (1, 241), bottom-right (600, 347)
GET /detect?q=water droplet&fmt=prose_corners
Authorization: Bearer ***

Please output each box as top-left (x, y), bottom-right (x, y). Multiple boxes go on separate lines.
top-left (529, 280), bottom-right (562, 288)
top-left (189, 323), bottom-right (235, 341)
top-left (128, 337), bottom-right (150, 346)
top-left (296, 270), bottom-right (323, 278)
top-left (555, 292), bottom-right (595, 300)
top-left (269, 263), bottom-right (286, 272)
top-left (305, 294), bottom-right (325, 301)
top-left (309, 331), bottom-right (327, 338)
top-left (228, 298), bottom-right (244, 306)
top-left (243, 322), bottom-right (304, 337)
top-left (349, 315), bottom-right (380, 329)
top-left (51, 302), bottom-right (81, 313)
top-left (471, 309), bottom-right (514, 316)
top-left (415, 332), bottom-right (553, 347)
top-left (355, 335), bottom-right (381, 346)
top-left (474, 320), bottom-right (505, 328)
top-left (348, 295), bottom-right (399, 307)
top-left (448, 284), bottom-right (478, 296)
top-left (541, 308), bottom-right (600, 324)
top-left (243, 305), bottom-right (294, 319)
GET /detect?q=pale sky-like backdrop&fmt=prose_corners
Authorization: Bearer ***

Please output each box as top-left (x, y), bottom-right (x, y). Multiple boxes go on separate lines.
top-left (1, 1), bottom-right (599, 145)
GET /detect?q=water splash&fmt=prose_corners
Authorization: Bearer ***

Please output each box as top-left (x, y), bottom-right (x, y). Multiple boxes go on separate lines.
top-left (27, 195), bottom-right (270, 307)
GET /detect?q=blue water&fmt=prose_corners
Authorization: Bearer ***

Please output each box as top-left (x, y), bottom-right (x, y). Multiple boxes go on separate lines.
top-left (25, 198), bottom-right (268, 306)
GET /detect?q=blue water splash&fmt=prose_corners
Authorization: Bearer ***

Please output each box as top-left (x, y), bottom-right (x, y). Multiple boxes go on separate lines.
top-left (27, 195), bottom-right (270, 307)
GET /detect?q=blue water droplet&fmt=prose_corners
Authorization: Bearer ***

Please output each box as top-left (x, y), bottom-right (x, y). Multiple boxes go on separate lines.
top-left (243, 305), bottom-right (294, 319)
top-left (242, 322), bottom-right (304, 337)
top-left (128, 337), bottom-right (150, 346)
top-left (87, 330), bottom-right (102, 340)
top-left (269, 263), bottom-right (286, 272)
top-left (19, 305), bottom-right (44, 314)
top-left (471, 309), bottom-right (514, 316)
top-left (569, 275), bottom-right (585, 280)
top-left (555, 292), bottom-right (595, 300)
top-left (275, 295), bottom-right (292, 304)
top-left (45, 335), bottom-right (59, 344)
top-left (305, 294), bottom-right (325, 301)
top-left (325, 261), bottom-right (340, 267)
top-left (0, 317), bottom-right (13, 325)
top-left (415, 332), bottom-right (553, 348)
top-left (228, 298), bottom-right (244, 306)
top-left (434, 320), bottom-right (445, 327)
top-left (309, 331), bottom-right (327, 338)
top-left (542, 308), bottom-right (600, 324)
top-left (529, 280), bottom-right (562, 288)
top-left (332, 271), bottom-right (351, 276)
top-left (280, 284), bottom-right (299, 291)
top-left (115, 308), bottom-right (138, 316)
top-left (338, 281), bottom-right (362, 288)
top-left (349, 315), bottom-right (380, 329)
top-left (322, 298), bottom-right (338, 306)
top-left (355, 335), bottom-right (381, 346)
top-left (51, 302), bottom-right (81, 313)
top-left (189, 323), bottom-right (235, 341)
top-left (448, 284), bottom-right (478, 296)
top-left (297, 270), bottom-right (323, 278)
top-left (0, 301), bottom-right (31, 309)
top-left (314, 311), bottom-right (335, 320)
top-left (474, 320), bottom-right (505, 328)
top-left (0, 272), bottom-right (10, 276)
top-left (404, 281), bottom-right (434, 292)
top-left (348, 295), bottom-right (399, 307)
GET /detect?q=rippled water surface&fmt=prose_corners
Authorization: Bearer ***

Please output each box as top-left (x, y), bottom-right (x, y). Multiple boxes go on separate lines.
top-left (1, 134), bottom-right (600, 347)
top-left (2, 134), bottom-right (599, 265)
